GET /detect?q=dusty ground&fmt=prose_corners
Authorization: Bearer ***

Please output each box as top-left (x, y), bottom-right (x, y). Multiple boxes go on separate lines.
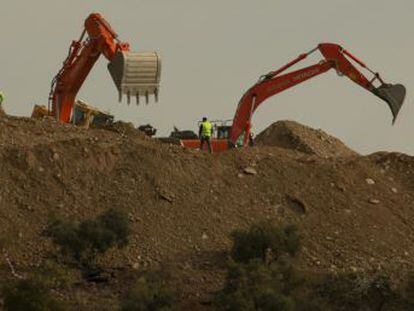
top-left (0, 114), bottom-right (413, 310)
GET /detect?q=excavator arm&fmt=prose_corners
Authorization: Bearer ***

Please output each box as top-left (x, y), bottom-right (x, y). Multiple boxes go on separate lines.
top-left (230, 43), bottom-right (406, 146)
top-left (50, 13), bottom-right (161, 123)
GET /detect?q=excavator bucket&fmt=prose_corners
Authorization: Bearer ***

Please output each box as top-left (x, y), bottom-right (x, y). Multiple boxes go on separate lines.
top-left (374, 84), bottom-right (406, 124)
top-left (108, 51), bottom-right (161, 104)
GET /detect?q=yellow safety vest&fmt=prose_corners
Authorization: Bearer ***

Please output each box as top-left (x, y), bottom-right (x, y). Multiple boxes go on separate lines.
top-left (201, 121), bottom-right (212, 137)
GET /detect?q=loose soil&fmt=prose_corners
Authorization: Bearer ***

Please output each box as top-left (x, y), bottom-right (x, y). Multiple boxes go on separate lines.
top-left (0, 114), bottom-right (413, 310)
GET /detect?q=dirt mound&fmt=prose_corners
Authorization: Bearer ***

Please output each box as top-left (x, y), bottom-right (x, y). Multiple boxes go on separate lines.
top-left (1, 114), bottom-right (414, 310)
top-left (255, 120), bottom-right (357, 158)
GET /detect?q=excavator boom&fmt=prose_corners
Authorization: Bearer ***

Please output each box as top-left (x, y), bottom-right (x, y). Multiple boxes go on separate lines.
top-left (50, 13), bottom-right (161, 122)
top-left (230, 43), bottom-right (406, 146)
top-left (178, 42), bottom-right (406, 152)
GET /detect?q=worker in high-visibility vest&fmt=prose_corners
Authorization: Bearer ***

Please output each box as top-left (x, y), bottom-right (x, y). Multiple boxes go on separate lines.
top-left (0, 91), bottom-right (4, 115)
top-left (0, 91), bottom-right (4, 106)
top-left (199, 117), bottom-right (213, 153)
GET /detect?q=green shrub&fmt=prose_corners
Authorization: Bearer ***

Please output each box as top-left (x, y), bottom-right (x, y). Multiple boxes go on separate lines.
top-left (2, 276), bottom-right (65, 311)
top-left (215, 259), bottom-right (319, 311)
top-left (231, 223), bottom-right (300, 264)
top-left (121, 272), bottom-right (175, 311)
top-left (46, 208), bottom-right (131, 265)
top-left (35, 260), bottom-right (76, 290)
top-left (313, 272), bottom-right (398, 311)
top-left (97, 207), bottom-right (131, 247)
top-left (401, 272), bottom-right (414, 306)
top-left (216, 223), bottom-right (323, 310)
top-left (46, 218), bottom-right (85, 260)
top-left (218, 222), bottom-right (414, 310)
top-left (0, 260), bottom-right (76, 311)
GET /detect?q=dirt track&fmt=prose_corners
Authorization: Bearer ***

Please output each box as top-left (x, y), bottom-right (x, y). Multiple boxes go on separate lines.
top-left (1, 114), bottom-right (414, 309)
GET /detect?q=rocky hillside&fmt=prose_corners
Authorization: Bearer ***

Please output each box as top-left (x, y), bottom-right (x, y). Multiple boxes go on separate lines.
top-left (0, 114), bottom-right (413, 310)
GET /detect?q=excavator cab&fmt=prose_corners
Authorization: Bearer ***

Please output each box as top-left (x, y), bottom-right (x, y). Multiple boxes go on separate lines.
top-left (108, 51), bottom-right (161, 104)
top-left (72, 100), bottom-right (114, 128)
top-left (216, 123), bottom-right (232, 139)
top-left (200, 119), bottom-right (233, 139)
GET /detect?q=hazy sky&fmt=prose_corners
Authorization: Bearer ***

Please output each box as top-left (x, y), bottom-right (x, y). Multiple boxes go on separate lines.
top-left (0, 0), bottom-right (412, 154)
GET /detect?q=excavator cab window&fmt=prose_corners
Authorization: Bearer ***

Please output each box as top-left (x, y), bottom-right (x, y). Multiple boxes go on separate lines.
top-left (71, 108), bottom-right (87, 125)
top-left (216, 126), bottom-right (232, 139)
top-left (207, 119), bottom-right (233, 139)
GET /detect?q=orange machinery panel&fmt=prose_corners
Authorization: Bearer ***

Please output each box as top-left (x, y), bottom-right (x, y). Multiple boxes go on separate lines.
top-left (180, 139), bottom-right (232, 152)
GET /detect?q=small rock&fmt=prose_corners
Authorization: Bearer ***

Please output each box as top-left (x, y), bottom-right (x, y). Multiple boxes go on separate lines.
top-left (38, 166), bottom-right (45, 172)
top-left (202, 233), bottom-right (208, 240)
top-left (52, 153), bottom-right (59, 160)
top-left (160, 193), bottom-right (173, 202)
top-left (337, 185), bottom-right (346, 192)
top-left (158, 189), bottom-right (174, 203)
top-left (391, 187), bottom-right (398, 194)
top-left (365, 178), bottom-right (375, 185)
top-left (368, 198), bottom-right (380, 205)
top-left (243, 167), bottom-right (257, 175)
top-left (237, 173), bottom-right (244, 178)
top-left (350, 266), bottom-right (358, 273)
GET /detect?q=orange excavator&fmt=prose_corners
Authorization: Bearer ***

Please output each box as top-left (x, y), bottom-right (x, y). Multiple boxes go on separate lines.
top-left (180, 43), bottom-right (406, 152)
top-left (43, 13), bottom-right (161, 123)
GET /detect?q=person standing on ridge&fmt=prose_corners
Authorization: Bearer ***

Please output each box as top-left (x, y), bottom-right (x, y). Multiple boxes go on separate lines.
top-left (0, 91), bottom-right (5, 115)
top-left (0, 91), bottom-right (4, 106)
top-left (199, 117), bottom-right (213, 153)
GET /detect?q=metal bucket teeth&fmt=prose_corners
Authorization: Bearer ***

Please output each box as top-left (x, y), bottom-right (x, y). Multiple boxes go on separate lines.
top-left (108, 51), bottom-right (161, 103)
